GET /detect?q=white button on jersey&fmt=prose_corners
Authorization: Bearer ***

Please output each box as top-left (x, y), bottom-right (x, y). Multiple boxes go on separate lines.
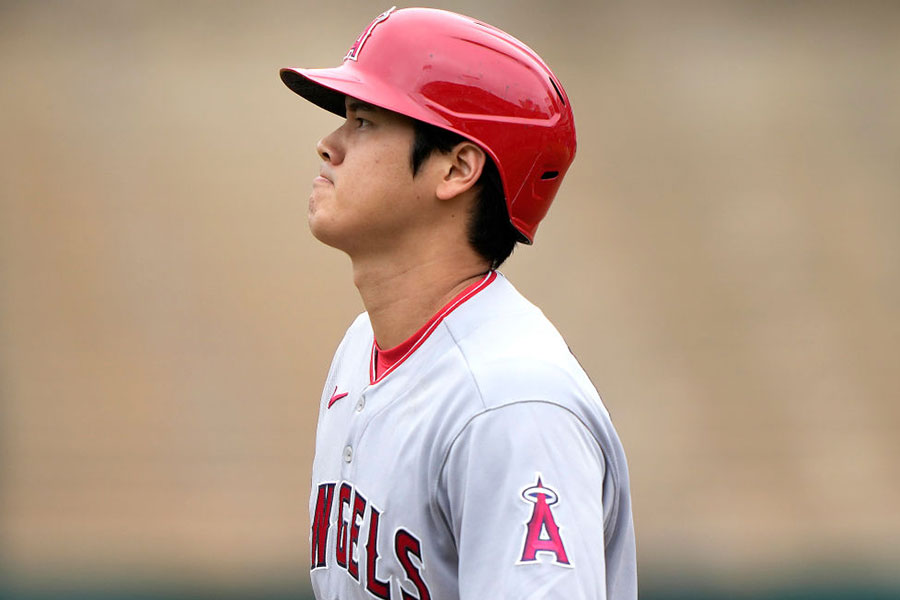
top-left (342, 445), bottom-right (353, 463)
top-left (356, 396), bottom-right (366, 412)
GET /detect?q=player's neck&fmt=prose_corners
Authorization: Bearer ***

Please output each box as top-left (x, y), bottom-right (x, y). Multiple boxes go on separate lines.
top-left (351, 247), bottom-right (490, 350)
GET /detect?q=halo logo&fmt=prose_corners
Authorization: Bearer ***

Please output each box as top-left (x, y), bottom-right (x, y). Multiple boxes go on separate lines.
top-left (344, 6), bottom-right (396, 62)
top-left (518, 475), bottom-right (571, 567)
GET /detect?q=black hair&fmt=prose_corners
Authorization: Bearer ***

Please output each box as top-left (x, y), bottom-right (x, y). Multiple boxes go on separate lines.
top-left (410, 120), bottom-right (520, 269)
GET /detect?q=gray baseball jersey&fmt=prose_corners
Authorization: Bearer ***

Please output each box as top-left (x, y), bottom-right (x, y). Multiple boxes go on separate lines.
top-left (309, 271), bottom-right (637, 599)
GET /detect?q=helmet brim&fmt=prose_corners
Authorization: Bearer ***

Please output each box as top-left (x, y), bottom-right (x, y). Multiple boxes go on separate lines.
top-left (280, 66), bottom-right (445, 127)
top-left (280, 67), bottom-right (355, 117)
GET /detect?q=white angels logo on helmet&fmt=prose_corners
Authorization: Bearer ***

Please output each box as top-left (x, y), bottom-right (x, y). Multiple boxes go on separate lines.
top-left (343, 6), bottom-right (396, 62)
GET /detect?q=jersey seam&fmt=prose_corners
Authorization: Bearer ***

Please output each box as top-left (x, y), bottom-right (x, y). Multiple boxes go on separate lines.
top-left (443, 321), bottom-right (489, 412)
top-left (427, 320), bottom-right (489, 539)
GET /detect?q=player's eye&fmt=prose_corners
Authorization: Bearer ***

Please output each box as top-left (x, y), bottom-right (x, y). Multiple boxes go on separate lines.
top-left (355, 117), bottom-right (370, 129)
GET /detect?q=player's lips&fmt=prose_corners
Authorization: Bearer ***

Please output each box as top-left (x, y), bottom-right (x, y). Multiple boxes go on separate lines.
top-left (314, 168), bottom-right (334, 185)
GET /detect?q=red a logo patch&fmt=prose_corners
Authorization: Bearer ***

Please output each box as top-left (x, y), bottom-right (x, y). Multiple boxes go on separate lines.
top-left (344, 6), bottom-right (396, 62)
top-left (518, 475), bottom-right (571, 566)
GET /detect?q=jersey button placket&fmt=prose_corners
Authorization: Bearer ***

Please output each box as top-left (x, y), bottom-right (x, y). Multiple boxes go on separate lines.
top-left (342, 388), bottom-right (369, 474)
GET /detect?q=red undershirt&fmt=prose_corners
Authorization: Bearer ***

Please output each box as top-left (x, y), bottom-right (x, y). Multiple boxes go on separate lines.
top-left (370, 271), bottom-right (497, 383)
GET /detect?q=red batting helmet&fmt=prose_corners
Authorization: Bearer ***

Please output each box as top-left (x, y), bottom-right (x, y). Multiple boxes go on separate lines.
top-left (280, 7), bottom-right (576, 243)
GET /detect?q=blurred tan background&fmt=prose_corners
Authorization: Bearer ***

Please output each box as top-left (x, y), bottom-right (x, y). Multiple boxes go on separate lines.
top-left (1, 0), bottom-right (898, 596)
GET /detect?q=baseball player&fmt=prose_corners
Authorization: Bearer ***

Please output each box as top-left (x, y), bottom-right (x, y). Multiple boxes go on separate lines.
top-left (280, 7), bottom-right (636, 599)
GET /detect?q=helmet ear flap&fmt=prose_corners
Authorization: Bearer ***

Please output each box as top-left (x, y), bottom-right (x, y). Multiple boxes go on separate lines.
top-left (509, 160), bottom-right (570, 244)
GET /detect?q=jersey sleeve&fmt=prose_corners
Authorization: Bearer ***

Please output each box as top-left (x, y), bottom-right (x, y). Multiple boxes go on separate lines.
top-left (436, 400), bottom-right (618, 600)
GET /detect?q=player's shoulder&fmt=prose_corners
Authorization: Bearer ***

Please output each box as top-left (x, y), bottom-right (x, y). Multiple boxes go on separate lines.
top-left (346, 311), bottom-right (372, 335)
top-left (445, 273), bottom-right (603, 413)
top-left (336, 311), bottom-right (371, 341)
top-left (444, 271), bottom-right (562, 350)
top-left (329, 311), bottom-right (373, 360)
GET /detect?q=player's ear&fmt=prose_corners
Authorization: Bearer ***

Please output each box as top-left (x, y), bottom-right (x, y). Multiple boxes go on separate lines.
top-left (435, 142), bottom-right (485, 201)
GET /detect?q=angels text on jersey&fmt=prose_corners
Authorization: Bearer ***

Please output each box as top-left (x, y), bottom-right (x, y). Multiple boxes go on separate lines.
top-left (311, 481), bottom-right (432, 600)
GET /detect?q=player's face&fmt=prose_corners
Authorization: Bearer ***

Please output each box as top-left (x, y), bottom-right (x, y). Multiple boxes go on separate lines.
top-left (309, 96), bottom-right (430, 254)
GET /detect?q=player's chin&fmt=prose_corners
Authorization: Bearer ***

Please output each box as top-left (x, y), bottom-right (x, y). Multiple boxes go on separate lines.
top-left (307, 211), bottom-right (344, 248)
top-left (307, 191), bottom-right (331, 225)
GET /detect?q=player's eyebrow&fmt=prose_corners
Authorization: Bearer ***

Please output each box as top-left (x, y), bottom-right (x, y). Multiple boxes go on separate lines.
top-left (346, 99), bottom-right (379, 114)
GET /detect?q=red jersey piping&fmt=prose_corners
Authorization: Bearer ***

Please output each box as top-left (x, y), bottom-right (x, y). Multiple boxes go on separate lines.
top-left (369, 271), bottom-right (498, 384)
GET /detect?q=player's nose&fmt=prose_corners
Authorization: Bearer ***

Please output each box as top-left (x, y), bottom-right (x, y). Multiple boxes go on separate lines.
top-left (316, 129), bottom-right (343, 164)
